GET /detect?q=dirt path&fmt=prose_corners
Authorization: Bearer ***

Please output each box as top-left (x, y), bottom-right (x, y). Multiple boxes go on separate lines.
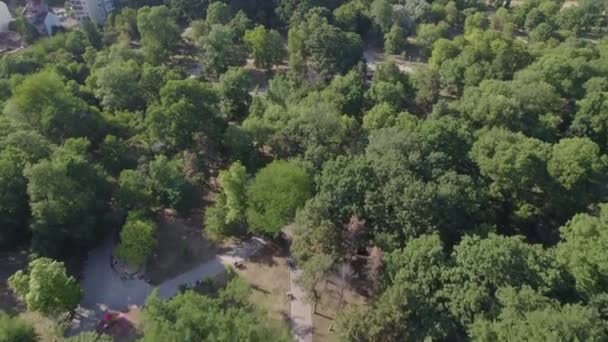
top-left (68, 237), bottom-right (265, 336)
top-left (289, 267), bottom-right (314, 342)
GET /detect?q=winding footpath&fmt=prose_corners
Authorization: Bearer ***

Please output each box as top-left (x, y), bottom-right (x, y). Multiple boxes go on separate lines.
top-left (69, 235), bottom-right (314, 341)
top-left (69, 237), bottom-right (265, 335)
top-left (289, 267), bottom-right (314, 342)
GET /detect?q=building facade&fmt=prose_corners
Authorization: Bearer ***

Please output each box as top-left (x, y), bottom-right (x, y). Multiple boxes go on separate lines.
top-left (0, 1), bottom-right (11, 32)
top-left (70, 0), bottom-right (113, 25)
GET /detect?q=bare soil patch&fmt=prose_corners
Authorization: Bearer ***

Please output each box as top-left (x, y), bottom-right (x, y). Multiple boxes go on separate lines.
top-left (234, 243), bottom-right (290, 323)
top-left (145, 210), bottom-right (229, 285)
top-left (0, 249), bottom-right (27, 314)
top-left (312, 274), bottom-right (368, 342)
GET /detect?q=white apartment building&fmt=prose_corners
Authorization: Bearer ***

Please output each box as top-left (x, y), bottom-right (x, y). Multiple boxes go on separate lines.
top-left (70, 0), bottom-right (113, 25)
top-left (0, 1), bottom-right (12, 32)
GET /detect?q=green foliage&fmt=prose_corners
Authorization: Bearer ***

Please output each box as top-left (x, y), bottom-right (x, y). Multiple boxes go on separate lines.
top-left (548, 137), bottom-right (605, 191)
top-left (288, 12), bottom-right (363, 79)
top-left (0, 312), bottom-right (37, 342)
top-left (141, 280), bottom-right (291, 341)
top-left (217, 67), bottom-right (251, 120)
top-left (118, 155), bottom-right (196, 212)
top-left (115, 211), bottom-right (157, 267)
top-left (206, 1), bottom-right (232, 26)
top-left (201, 25), bottom-right (247, 77)
top-left (244, 25), bottom-right (285, 70)
top-left (25, 138), bottom-right (112, 256)
top-left (246, 160), bottom-right (313, 235)
top-left (5, 70), bottom-right (103, 142)
top-left (8, 258), bottom-right (81, 316)
top-left (384, 24), bottom-right (408, 55)
top-left (91, 59), bottom-right (145, 111)
top-left (137, 6), bottom-right (180, 64)
top-left (557, 204), bottom-right (608, 297)
top-left (64, 332), bottom-right (112, 342)
top-left (416, 22), bottom-right (449, 56)
top-left (469, 286), bottom-right (606, 341)
top-left (145, 78), bottom-right (219, 150)
top-left (333, 0), bottom-right (371, 34)
top-left (0, 132), bottom-right (53, 250)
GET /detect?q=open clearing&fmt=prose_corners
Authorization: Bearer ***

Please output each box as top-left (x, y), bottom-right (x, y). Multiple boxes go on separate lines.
top-left (234, 243), bottom-right (290, 324)
top-left (145, 210), bottom-right (229, 285)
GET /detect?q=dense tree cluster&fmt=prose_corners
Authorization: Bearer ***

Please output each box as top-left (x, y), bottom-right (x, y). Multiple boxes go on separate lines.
top-left (141, 278), bottom-right (291, 341)
top-left (2, 0), bottom-right (608, 340)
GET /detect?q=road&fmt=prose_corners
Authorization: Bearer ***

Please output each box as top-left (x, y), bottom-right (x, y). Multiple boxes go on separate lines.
top-left (289, 267), bottom-right (314, 342)
top-left (68, 237), bottom-right (264, 335)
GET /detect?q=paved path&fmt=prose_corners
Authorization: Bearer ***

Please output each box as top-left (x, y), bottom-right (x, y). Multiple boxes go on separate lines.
top-left (69, 237), bottom-right (265, 335)
top-left (289, 267), bottom-right (314, 342)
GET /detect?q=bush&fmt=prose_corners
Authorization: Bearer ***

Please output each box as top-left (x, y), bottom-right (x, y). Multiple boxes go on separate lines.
top-left (115, 211), bottom-right (157, 267)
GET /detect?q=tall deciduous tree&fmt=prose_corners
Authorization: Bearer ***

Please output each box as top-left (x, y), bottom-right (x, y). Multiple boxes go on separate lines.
top-left (5, 70), bottom-right (103, 142)
top-left (137, 6), bottom-right (180, 64)
top-left (115, 211), bottom-right (157, 267)
top-left (0, 313), bottom-right (36, 342)
top-left (244, 25), bottom-right (285, 70)
top-left (246, 160), bottom-right (313, 235)
top-left (8, 258), bottom-right (81, 316)
top-left (25, 138), bottom-right (112, 256)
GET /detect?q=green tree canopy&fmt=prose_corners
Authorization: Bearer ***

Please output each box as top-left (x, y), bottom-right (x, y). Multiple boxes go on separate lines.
top-left (244, 25), bottom-right (285, 70)
top-left (8, 258), bottom-right (81, 316)
top-left (0, 312), bottom-right (37, 342)
top-left (115, 211), bottom-right (157, 267)
top-left (24, 138), bottom-right (112, 255)
top-left (141, 279), bottom-right (291, 341)
top-left (137, 6), bottom-right (180, 64)
top-left (246, 160), bottom-right (313, 235)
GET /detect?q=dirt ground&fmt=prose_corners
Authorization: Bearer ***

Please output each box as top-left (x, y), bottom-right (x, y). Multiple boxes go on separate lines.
top-left (312, 274), bottom-right (368, 342)
top-left (0, 249), bottom-right (28, 314)
top-left (233, 243), bottom-right (291, 324)
top-left (145, 210), bottom-right (229, 285)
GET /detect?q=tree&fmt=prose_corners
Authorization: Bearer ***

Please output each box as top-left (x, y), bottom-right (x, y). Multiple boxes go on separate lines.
top-left (0, 312), bottom-right (36, 342)
top-left (64, 332), bottom-right (112, 342)
top-left (371, 0), bottom-right (393, 33)
top-left (217, 67), bottom-right (251, 120)
top-left (201, 25), bottom-right (247, 77)
top-left (25, 138), bottom-right (112, 256)
top-left (141, 281), bottom-right (291, 341)
top-left (115, 211), bottom-right (157, 267)
top-left (333, 0), bottom-right (371, 34)
top-left (296, 253), bottom-right (334, 300)
top-left (557, 204), bottom-right (608, 297)
top-left (91, 60), bottom-right (145, 111)
top-left (384, 24), bottom-right (407, 55)
top-left (469, 128), bottom-right (551, 222)
top-left (5, 70), bottom-right (103, 142)
top-left (304, 15), bottom-right (363, 77)
top-left (363, 102), bottom-right (400, 130)
top-left (219, 162), bottom-right (248, 225)
top-left (416, 22), bottom-right (449, 56)
top-left (137, 6), bottom-right (180, 64)
top-left (244, 25), bottom-right (285, 70)
top-left (205, 1), bottom-right (232, 25)
top-left (246, 160), bottom-right (313, 235)
top-left (145, 79), bottom-right (219, 150)
top-left (469, 286), bottom-right (606, 341)
top-left (8, 258), bottom-right (81, 316)
top-left (570, 91), bottom-right (608, 151)
top-left (547, 137), bottom-right (605, 191)
top-left (168, 0), bottom-right (209, 24)
top-left (81, 17), bottom-right (103, 49)
top-left (119, 155), bottom-right (196, 212)
top-left (0, 140), bottom-right (51, 250)
top-left (446, 234), bottom-right (568, 325)
top-left (321, 68), bottom-right (365, 116)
